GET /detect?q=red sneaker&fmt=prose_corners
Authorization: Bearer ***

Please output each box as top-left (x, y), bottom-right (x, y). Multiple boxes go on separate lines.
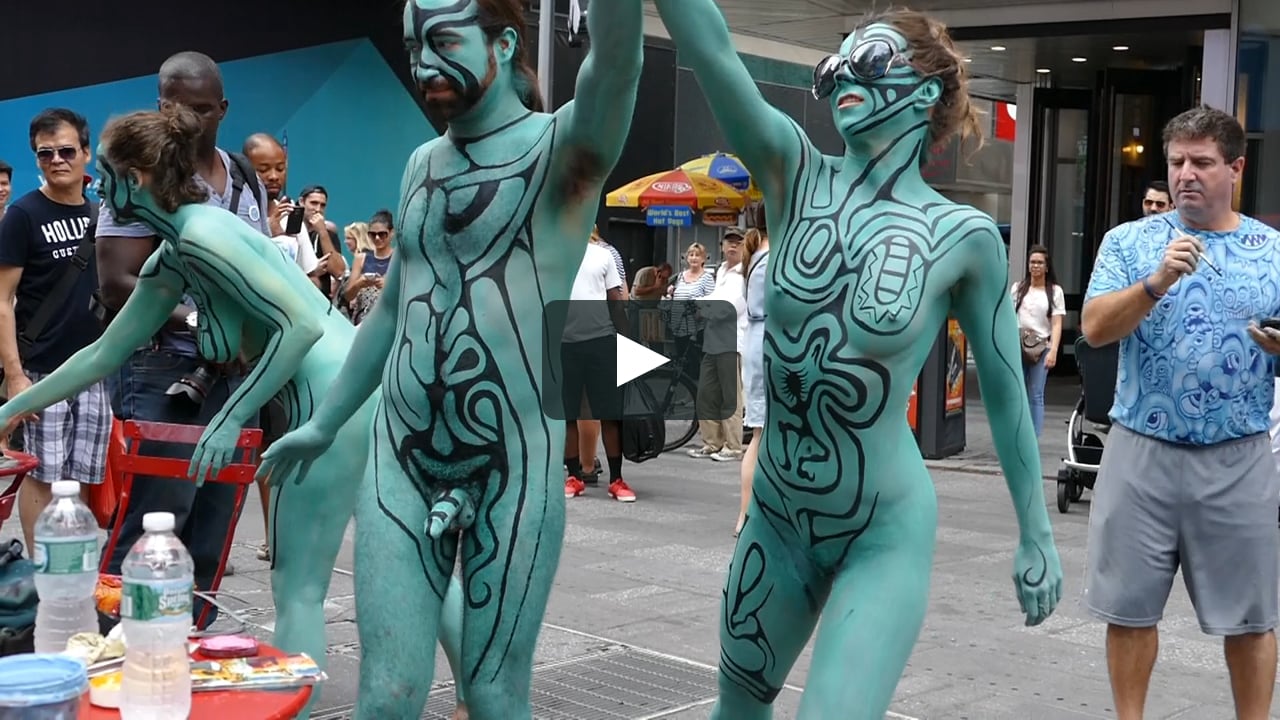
top-left (608, 478), bottom-right (636, 502)
top-left (565, 476), bottom-right (586, 498)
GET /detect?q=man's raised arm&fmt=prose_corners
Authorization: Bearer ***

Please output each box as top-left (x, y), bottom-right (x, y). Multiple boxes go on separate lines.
top-left (555, 0), bottom-right (645, 184)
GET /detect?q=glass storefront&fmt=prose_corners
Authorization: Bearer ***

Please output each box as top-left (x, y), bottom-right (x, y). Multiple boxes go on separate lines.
top-left (1238, 0), bottom-right (1280, 228)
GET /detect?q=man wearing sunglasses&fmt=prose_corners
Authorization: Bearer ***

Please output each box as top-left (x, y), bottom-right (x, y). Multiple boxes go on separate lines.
top-left (652, 3), bottom-right (1064, 718)
top-left (0, 108), bottom-right (109, 555)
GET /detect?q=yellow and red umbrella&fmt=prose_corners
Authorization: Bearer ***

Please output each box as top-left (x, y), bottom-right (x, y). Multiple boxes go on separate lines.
top-left (605, 169), bottom-right (749, 211)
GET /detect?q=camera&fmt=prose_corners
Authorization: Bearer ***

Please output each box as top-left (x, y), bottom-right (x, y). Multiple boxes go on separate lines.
top-left (165, 310), bottom-right (214, 403)
top-left (165, 364), bottom-right (216, 404)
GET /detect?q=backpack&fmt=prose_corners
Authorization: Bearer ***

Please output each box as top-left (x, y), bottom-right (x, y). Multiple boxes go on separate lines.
top-left (226, 151), bottom-right (262, 217)
top-left (619, 381), bottom-right (665, 464)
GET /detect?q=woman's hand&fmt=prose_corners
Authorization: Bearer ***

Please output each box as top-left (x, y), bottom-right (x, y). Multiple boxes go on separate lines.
top-left (188, 422), bottom-right (242, 487)
top-left (1045, 346), bottom-right (1057, 370)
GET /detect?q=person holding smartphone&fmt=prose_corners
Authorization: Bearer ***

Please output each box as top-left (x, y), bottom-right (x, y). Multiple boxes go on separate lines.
top-left (244, 134), bottom-right (320, 285)
top-left (343, 208), bottom-right (394, 325)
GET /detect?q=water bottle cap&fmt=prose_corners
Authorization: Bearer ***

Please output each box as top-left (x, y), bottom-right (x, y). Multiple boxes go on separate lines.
top-left (142, 512), bottom-right (176, 533)
top-left (0, 654), bottom-right (88, 706)
top-left (50, 481), bottom-right (79, 497)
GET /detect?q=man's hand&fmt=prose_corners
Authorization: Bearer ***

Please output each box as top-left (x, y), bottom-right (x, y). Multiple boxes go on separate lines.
top-left (2, 374), bottom-right (36, 430)
top-left (1247, 322), bottom-right (1280, 355)
top-left (306, 211), bottom-right (326, 235)
top-left (1149, 234), bottom-right (1205, 294)
top-left (256, 420), bottom-right (338, 488)
top-left (268, 200), bottom-right (294, 237)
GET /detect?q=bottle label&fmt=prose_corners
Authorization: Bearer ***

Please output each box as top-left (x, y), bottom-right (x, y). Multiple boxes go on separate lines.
top-left (120, 578), bottom-right (193, 623)
top-left (32, 537), bottom-right (99, 575)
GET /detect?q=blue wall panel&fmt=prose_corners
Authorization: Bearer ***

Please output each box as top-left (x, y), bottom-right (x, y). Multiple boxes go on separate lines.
top-left (0, 39), bottom-right (436, 240)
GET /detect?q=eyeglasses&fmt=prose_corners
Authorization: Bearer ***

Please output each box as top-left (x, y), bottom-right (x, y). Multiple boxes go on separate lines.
top-left (35, 146), bottom-right (78, 163)
top-left (369, 231), bottom-right (389, 240)
top-left (812, 38), bottom-right (914, 100)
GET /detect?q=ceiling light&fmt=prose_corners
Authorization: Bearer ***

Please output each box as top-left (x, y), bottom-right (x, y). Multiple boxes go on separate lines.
top-left (1036, 68), bottom-right (1051, 74)
top-left (990, 45), bottom-right (1006, 51)
top-left (963, 57), bottom-right (973, 62)
top-left (1112, 45), bottom-right (1130, 51)
top-left (1072, 56), bottom-right (1087, 62)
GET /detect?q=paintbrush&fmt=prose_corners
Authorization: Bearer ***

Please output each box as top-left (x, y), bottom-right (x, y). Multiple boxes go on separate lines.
top-left (1163, 215), bottom-right (1222, 276)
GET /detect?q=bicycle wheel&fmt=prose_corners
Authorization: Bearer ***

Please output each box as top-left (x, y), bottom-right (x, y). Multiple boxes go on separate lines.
top-left (638, 368), bottom-right (699, 453)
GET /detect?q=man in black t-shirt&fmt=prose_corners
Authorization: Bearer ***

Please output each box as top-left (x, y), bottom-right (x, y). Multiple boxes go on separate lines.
top-left (0, 108), bottom-right (109, 553)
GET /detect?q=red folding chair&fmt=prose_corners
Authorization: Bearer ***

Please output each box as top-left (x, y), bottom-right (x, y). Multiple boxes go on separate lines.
top-left (99, 420), bottom-right (263, 630)
top-left (0, 449), bottom-right (39, 524)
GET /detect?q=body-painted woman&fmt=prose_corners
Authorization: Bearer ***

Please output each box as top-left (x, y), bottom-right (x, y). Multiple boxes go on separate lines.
top-left (650, 4), bottom-right (1065, 718)
top-left (257, 0), bottom-right (646, 718)
top-left (0, 107), bottom-right (385, 719)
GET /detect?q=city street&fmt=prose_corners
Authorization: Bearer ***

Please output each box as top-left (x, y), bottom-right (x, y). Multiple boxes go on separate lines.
top-left (0, 374), bottom-right (1250, 718)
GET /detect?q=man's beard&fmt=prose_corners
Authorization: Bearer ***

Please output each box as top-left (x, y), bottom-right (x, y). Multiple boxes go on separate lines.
top-left (422, 52), bottom-right (498, 124)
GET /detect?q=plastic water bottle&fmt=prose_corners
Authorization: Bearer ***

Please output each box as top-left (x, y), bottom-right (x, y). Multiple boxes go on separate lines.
top-left (32, 480), bottom-right (100, 654)
top-left (119, 511), bottom-right (194, 720)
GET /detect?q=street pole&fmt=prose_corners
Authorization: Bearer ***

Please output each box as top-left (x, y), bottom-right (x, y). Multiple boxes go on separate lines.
top-left (537, 0), bottom-right (554, 107)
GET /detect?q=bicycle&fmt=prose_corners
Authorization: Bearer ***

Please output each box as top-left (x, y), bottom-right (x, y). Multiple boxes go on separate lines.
top-left (629, 301), bottom-right (702, 453)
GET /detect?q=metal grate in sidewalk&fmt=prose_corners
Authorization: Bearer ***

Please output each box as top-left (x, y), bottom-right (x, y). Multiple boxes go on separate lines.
top-left (314, 644), bottom-right (719, 720)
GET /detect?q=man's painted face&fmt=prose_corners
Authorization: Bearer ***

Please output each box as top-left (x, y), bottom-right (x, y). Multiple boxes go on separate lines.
top-left (404, 0), bottom-right (498, 122)
top-left (813, 23), bottom-right (931, 140)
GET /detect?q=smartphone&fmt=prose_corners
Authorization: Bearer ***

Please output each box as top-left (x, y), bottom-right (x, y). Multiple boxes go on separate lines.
top-left (285, 205), bottom-right (306, 235)
top-left (1260, 318), bottom-right (1280, 331)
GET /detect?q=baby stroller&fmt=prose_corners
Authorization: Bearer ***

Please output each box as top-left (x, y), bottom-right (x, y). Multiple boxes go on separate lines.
top-left (1055, 336), bottom-right (1119, 513)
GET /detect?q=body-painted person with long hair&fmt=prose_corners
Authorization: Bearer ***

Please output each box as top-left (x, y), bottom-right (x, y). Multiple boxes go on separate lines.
top-left (0, 105), bottom-right (385, 718)
top-left (651, 3), bottom-right (1064, 718)
top-left (258, 0), bottom-right (647, 718)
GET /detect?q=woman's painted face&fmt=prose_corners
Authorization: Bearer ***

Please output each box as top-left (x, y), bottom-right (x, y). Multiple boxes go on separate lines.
top-left (94, 154), bottom-right (138, 222)
top-left (819, 23), bottom-right (932, 143)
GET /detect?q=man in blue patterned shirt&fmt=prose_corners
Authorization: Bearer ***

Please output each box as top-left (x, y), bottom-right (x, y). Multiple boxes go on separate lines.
top-left (1081, 104), bottom-right (1280, 720)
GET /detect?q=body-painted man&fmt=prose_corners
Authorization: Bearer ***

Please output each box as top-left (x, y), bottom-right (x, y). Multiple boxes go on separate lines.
top-left (258, 0), bottom-right (645, 717)
top-left (650, 5), bottom-right (1065, 718)
top-left (0, 107), bottom-right (378, 719)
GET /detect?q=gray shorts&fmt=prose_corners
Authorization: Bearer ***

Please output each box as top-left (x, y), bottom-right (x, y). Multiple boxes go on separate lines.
top-left (1083, 424), bottom-right (1280, 636)
top-left (21, 371), bottom-right (111, 486)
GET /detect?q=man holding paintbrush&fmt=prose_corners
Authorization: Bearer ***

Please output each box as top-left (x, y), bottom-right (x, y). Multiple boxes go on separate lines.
top-left (1080, 104), bottom-right (1280, 720)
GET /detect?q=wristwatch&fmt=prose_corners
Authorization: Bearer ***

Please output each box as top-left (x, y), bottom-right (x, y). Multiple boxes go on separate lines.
top-left (185, 311), bottom-right (199, 329)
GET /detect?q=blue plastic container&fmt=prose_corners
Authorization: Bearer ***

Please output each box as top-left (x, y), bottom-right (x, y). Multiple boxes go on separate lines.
top-left (0, 654), bottom-right (88, 720)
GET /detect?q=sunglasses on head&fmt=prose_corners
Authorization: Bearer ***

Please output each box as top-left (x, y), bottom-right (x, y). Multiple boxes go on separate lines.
top-left (812, 38), bottom-right (914, 100)
top-left (35, 146), bottom-right (78, 163)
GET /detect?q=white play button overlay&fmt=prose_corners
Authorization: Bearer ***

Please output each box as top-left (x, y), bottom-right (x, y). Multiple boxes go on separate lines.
top-left (616, 334), bottom-right (670, 387)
